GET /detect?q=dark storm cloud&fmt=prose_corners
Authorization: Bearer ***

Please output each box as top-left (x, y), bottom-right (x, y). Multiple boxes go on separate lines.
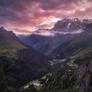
top-left (36, 0), bottom-right (73, 10)
top-left (0, 0), bottom-right (72, 22)
top-left (0, 0), bottom-right (91, 16)
top-left (0, 0), bottom-right (72, 14)
top-left (0, 0), bottom-right (89, 19)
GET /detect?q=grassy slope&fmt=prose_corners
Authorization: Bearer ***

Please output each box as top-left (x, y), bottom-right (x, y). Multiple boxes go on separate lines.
top-left (0, 30), bottom-right (25, 59)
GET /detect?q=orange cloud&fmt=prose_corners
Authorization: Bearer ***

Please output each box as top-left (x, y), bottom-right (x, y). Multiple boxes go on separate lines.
top-left (3, 23), bottom-right (38, 33)
top-left (42, 25), bottom-right (54, 30)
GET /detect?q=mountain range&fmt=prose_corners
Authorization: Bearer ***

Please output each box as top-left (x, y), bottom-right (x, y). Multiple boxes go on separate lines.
top-left (0, 18), bottom-right (92, 92)
top-left (19, 18), bottom-right (91, 56)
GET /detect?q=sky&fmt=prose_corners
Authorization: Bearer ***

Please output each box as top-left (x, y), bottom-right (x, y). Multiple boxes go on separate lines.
top-left (0, 0), bottom-right (92, 35)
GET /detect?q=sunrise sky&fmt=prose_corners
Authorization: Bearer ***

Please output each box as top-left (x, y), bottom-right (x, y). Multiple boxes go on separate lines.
top-left (0, 0), bottom-right (92, 35)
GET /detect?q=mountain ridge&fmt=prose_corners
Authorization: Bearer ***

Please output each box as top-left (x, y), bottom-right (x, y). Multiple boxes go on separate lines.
top-left (0, 27), bottom-right (51, 91)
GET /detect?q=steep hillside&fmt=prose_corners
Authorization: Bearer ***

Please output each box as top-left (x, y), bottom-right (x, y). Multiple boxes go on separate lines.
top-left (0, 27), bottom-right (25, 49)
top-left (0, 27), bottom-right (50, 91)
top-left (0, 27), bottom-right (26, 59)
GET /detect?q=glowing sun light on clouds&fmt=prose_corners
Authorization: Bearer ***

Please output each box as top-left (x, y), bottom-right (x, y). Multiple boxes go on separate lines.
top-left (39, 16), bottom-right (61, 29)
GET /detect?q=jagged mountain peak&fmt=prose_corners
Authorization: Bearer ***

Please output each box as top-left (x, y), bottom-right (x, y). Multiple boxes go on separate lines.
top-left (0, 26), bottom-right (5, 30)
top-left (0, 26), bottom-right (15, 35)
top-left (0, 26), bottom-right (8, 32)
top-left (53, 18), bottom-right (83, 32)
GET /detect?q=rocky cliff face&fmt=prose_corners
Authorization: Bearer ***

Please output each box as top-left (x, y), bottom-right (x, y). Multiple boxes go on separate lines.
top-left (42, 62), bottom-right (92, 92)
top-left (53, 18), bottom-right (84, 32)
top-left (76, 63), bottom-right (92, 92)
